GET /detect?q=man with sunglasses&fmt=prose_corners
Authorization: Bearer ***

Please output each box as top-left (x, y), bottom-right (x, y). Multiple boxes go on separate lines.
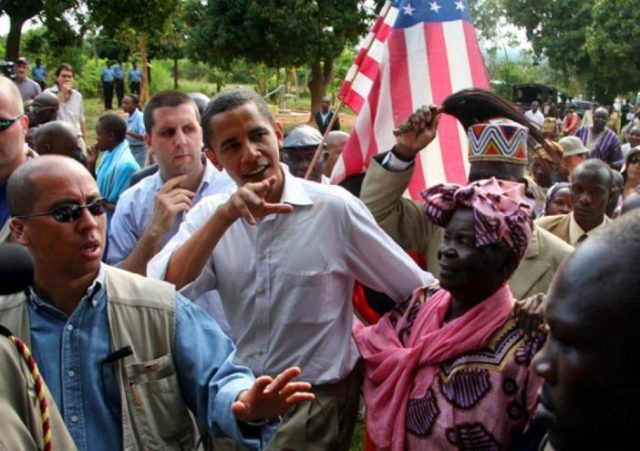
top-left (0, 76), bottom-right (33, 244)
top-left (0, 155), bottom-right (315, 450)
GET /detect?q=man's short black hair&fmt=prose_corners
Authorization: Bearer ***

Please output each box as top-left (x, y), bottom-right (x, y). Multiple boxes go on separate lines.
top-left (97, 113), bottom-right (127, 144)
top-left (571, 158), bottom-right (614, 189)
top-left (143, 90), bottom-right (199, 132)
top-left (201, 89), bottom-right (276, 149)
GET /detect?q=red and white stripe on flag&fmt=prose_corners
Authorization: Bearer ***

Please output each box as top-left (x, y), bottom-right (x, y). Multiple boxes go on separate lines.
top-left (334, 0), bottom-right (489, 199)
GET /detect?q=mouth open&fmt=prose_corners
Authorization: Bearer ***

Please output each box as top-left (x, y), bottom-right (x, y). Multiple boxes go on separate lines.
top-left (81, 241), bottom-right (102, 258)
top-left (243, 163), bottom-right (270, 179)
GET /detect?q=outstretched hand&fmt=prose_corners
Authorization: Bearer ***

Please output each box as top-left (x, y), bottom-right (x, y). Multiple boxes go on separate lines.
top-left (232, 367), bottom-right (315, 423)
top-left (221, 176), bottom-right (294, 226)
top-left (393, 105), bottom-right (442, 161)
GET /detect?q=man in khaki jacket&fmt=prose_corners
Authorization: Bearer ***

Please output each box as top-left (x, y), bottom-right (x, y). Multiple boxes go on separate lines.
top-left (0, 156), bottom-right (314, 451)
top-left (535, 159), bottom-right (613, 246)
top-left (0, 326), bottom-right (77, 451)
top-left (360, 105), bottom-right (574, 300)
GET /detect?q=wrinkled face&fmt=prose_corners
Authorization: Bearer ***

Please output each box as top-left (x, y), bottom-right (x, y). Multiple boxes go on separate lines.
top-left (11, 167), bottom-right (106, 280)
top-left (592, 110), bottom-right (608, 132)
top-left (145, 103), bottom-right (204, 181)
top-left (281, 146), bottom-right (324, 182)
top-left (628, 129), bottom-right (640, 148)
top-left (122, 96), bottom-right (135, 114)
top-left (438, 208), bottom-right (506, 293)
top-left (321, 100), bottom-right (331, 112)
top-left (206, 102), bottom-right (283, 200)
top-left (547, 187), bottom-right (572, 216)
top-left (55, 69), bottom-right (74, 87)
top-left (0, 90), bottom-right (28, 179)
top-left (532, 246), bottom-right (632, 450)
top-left (570, 167), bottom-right (610, 228)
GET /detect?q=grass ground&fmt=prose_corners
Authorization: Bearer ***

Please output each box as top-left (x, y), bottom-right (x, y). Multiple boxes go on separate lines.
top-left (82, 89), bottom-right (357, 145)
top-left (84, 92), bottom-right (365, 450)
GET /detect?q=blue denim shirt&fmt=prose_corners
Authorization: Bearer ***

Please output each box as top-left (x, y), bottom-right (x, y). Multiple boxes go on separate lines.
top-left (100, 67), bottom-right (113, 83)
top-left (27, 265), bottom-right (272, 450)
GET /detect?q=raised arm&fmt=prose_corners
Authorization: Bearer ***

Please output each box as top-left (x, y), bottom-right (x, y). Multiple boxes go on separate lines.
top-left (164, 176), bottom-right (293, 288)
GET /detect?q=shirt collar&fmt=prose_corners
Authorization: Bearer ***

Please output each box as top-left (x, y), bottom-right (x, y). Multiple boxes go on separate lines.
top-left (279, 164), bottom-right (313, 207)
top-left (569, 212), bottom-right (607, 245)
top-left (27, 264), bottom-right (106, 311)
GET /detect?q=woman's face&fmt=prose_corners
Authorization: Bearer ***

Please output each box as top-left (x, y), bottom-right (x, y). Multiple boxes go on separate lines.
top-left (626, 152), bottom-right (640, 181)
top-left (438, 208), bottom-right (509, 295)
top-left (547, 187), bottom-right (572, 216)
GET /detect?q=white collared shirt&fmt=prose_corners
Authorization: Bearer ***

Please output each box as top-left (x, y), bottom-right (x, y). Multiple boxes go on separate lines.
top-left (148, 166), bottom-right (434, 384)
top-left (568, 211), bottom-right (610, 246)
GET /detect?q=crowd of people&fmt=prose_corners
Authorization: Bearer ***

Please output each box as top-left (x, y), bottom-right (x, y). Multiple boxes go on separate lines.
top-left (1, 55), bottom-right (639, 451)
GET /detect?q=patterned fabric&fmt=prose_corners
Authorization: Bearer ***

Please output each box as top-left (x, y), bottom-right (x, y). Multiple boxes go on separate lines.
top-left (353, 283), bottom-right (516, 451)
top-left (575, 126), bottom-right (623, 170)
top-left (404, 317), bottom-right (545, 450)
top-left (468, 118), bottom-right (529, 165)
top-left (422, 178), bottom-right (533, 261)
top-left (0, 325), bottom-right (52, 451)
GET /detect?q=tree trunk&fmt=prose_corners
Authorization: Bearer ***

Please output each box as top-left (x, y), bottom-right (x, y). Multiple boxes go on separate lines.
top-left (5, 15), bottom-right (26, 61)
top-left (173, 57), bottom-right (179, 89)
top-left (140, 35), bottom-right (150, 105)
top-left (307, 60), bottom-right (335, 122)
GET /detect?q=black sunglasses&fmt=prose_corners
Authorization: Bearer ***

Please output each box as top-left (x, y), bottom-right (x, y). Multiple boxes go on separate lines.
top-left (0, 115), bottom-right (23, 132)
top-left (13, 198), bottom-right (108, 223)
top-left (628, 154), bottom-right (640, 165)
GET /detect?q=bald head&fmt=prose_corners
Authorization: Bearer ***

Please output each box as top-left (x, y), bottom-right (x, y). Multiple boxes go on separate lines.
top-left (7, 155), bottom-right (90, 217)
top-left (27, 92), bottom-right (59, 127)
top-left (324, 131), bottom-right (349, 177)
top-left (0, 76), bottom-right (24, 116)
top-left (34, 121), bottom-right (78, 157)
top-left (621, 188), bottom-right (640, 215)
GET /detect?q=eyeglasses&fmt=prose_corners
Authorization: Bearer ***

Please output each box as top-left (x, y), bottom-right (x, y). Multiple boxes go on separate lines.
top-left (0, 115), bottom-right (23, 132)
top-left (628, 155), bottom-right (640, 165)
top-left (13, 198), bottom-right (107, 223)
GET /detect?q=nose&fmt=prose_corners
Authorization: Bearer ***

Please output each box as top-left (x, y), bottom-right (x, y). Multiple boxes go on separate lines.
top-left (173, 128), bottom-right (188, 149)
top-left (532, 340), bottom-right (556, 384)
top-left (437, 241), bottom-right (457, 261)
top-left (241, 140), bottom-right (261, 164)
top-left (76, 205), bottom-right (101, 231)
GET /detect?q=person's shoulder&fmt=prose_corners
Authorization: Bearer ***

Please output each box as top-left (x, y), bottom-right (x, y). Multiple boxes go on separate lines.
top-left (118, 171), bottom-right (158, 204)
top-left (535, 214), bottom-right (568, 228)
top-left (535, 225), bottom-right (574, 257)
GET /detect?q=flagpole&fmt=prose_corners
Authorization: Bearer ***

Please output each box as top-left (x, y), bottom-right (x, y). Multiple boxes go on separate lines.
top-left (304, 1), bottom-right (394, 180)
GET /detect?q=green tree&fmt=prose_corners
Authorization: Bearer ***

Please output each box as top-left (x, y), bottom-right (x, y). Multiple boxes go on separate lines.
top-left (187, 0), bottom-right (374, 117)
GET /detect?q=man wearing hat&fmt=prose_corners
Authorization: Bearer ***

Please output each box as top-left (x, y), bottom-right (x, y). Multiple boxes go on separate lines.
top-left (359, 97), bottom-right (574, 301)
top-left (14, 58), bottom-right (41, 104)
top-left (281, 124), bottom-right (329, 183)
top-left (558, 136), bottom-right (589, 176)
top-left (314, 96), bottom-right (340, 135)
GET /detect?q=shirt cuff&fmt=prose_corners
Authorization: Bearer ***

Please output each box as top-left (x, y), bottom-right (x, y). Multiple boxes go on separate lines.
top-left (382, 149), bottom-right (415, 172)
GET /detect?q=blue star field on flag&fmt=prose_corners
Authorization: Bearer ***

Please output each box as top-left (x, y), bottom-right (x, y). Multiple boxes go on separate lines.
top-left (394, 0), bottom-right (472, 27)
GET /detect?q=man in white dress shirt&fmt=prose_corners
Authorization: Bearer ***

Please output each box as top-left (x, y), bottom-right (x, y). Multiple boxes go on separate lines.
top-left (148, 89), bottom-right (434, 450)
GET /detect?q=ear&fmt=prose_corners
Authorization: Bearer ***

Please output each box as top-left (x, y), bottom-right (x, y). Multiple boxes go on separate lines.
top-left (275, 122), bottom-right (284, 147)
top-left (143, 133), bottom-right (154, 156)
top-left (204, 148), bottom-right (224, 171)
top-left (10, 218), bottom-right (31, 247)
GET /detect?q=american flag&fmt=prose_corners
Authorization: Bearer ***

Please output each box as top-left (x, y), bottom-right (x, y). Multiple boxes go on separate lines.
top-left (334, 0), bottom-right (489, 198)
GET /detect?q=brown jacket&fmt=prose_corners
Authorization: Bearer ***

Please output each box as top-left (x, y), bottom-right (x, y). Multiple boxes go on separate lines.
top-left (360, 153), bottom-right (574, 299)
top-left (535, 213), bottom-right (612, 245)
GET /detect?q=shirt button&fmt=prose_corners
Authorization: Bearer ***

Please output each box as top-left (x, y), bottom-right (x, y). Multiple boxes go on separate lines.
top-left (257, 288), bottom-right (266, 296)
top-left (68, 370), bottom-right (75, 378)
top-left (71, 416), bottom-right (78, 423)
top-left (258, 254), bottom-right (266, 261)
top-left (67, 325), bottom-right (74, 332)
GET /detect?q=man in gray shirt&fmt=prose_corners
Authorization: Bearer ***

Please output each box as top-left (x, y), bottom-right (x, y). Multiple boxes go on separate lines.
top-left (14, 58), bottom-right (41, 103)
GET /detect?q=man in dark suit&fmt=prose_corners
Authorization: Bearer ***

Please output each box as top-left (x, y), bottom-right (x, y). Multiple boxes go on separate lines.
top-left (314, 96), bottom-right (340, 135)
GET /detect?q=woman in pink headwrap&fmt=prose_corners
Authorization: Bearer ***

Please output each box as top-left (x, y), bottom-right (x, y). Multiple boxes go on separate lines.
top-left (353, 177), bottom-right (545, 451)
